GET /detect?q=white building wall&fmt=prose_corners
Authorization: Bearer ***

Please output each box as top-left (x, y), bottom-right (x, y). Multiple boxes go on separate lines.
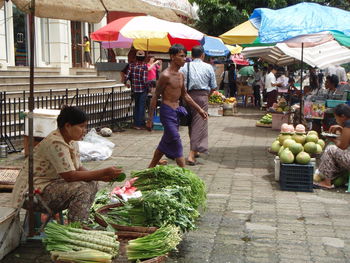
top-left (48, 19), bottom-right (71, 74)
top-left (0, 2), bottom-right (15, 68)
top-left (0, 1), bottom-right (106, 71)
top-left (91, 17), bottom-right (107, 63)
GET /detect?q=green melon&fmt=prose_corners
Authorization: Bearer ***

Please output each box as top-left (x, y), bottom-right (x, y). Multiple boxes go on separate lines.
top-left (280, 148), bottom-right (295, 164)
top-left (295, 151), bottom-right (311, 165)
top-left (271, 141), bottom-right (281, 153)
top-left (289, 143), bottom-right (304, 155)
top-left (304, 142), bottom-right (317, 154)
top-left (317, 139), bottom-right (325, 149)
top-left (283, 139), bottom-right (296, 148)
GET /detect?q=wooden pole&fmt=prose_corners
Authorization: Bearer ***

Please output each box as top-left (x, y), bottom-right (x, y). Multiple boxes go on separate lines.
top-left (299, 42), bottom-right (304, 124)
top-left (28, 0), bottom-right (35, 237)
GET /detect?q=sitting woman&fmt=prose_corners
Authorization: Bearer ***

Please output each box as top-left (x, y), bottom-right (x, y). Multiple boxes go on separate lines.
top-left (315, 103), bottom-right (350, 189)
top-left (12, 106), bottom-right (123, 223)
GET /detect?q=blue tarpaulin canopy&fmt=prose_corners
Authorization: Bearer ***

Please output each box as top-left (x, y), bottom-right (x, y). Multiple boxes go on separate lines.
top-left (201, 35), bottom-right (230, 57)
top-left (250, 2), bottom-right (350, 43)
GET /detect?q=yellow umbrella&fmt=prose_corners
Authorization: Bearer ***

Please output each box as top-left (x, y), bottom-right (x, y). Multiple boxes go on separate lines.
top-left (220, 20), bottom-right (258, 45)
top-left (225, 44), bottom-right (242, 54)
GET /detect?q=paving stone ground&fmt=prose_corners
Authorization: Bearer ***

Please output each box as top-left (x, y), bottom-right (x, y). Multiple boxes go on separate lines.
top-left (1, 108), bottom-right (350, 263)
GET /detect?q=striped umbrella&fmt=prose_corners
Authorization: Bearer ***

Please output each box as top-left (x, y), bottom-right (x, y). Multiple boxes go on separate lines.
top-left (91, 15), bottom-right (203, 52)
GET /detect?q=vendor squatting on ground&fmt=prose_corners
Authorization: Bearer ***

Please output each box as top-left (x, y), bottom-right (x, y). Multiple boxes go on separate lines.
top-left (315, 103), bottom-right (350, 189)
top-left (11, 106), bottom-right (124, 222)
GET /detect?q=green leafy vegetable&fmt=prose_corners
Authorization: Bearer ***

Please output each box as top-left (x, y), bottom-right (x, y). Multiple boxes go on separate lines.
top-left (131, 165), bottom-right (206, 209)
top-left (127, 225), bottom-right (182, 260)
top-left (103, 186), bottom-right (199, 232)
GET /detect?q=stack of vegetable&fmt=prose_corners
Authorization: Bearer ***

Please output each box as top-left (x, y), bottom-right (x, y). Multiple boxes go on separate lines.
top-left (44, 222), bottom-right (119, 263)
top-left (256, 113), bottom-right (272, 126)
top-left (131, 165), bottom-right (206, 209)
top-left (104, 186), bottom-right (199, 231)
top-left (270, 97), bottom-right (290, 113)
top-left (127, 225), bottom-right (182, 260)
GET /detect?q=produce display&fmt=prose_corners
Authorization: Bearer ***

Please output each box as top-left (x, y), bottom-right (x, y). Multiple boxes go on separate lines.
top-left (224, 97), bottom-right (237, 104)
top-left (269, 97), bottom-right (290, 113)
top-left (127, 225), bottom-right (182, 260)
top-left (131, 165), bottom-right (206, 210)
top-left (102, 186), bottom-right (199, 231)
top-left (257, 113), bottom-right (272, 125)
top-left (44, 222), bottom-right (119, 262)
top-left (270, 123), bottom-right (325, 165)
top-left (209, 91), bottom-right (225, 104)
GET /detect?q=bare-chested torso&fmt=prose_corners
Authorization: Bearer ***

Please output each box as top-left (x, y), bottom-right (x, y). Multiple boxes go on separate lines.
top-left (158, 67), bottom-right (184, 109)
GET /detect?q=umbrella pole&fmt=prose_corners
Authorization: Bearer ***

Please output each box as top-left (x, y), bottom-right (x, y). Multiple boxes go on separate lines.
top-left (28, 0), bottom-right (35, 237)
top-left (299, 42), bottom-right (304, 124)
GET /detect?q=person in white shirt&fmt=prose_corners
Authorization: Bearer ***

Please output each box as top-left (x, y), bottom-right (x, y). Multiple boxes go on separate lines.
top-left (265, 65), bottom-right (281, 108)
top-left (335, 65), bottom-right (347, 82)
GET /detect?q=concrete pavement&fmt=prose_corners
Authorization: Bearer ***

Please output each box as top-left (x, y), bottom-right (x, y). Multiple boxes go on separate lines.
top-left (1, 108), bottom-right (350, 263)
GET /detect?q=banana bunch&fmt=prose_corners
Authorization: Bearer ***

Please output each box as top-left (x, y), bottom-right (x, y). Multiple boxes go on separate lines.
top-left (224, 97), bottom-right (236, 103)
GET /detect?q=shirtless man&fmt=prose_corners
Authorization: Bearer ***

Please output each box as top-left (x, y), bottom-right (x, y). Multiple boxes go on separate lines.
top-left (146, 44), bottom-right (207, 167)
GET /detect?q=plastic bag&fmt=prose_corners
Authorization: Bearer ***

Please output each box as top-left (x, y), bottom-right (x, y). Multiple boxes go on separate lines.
top-left (78, 128), bottom-right (115, 162)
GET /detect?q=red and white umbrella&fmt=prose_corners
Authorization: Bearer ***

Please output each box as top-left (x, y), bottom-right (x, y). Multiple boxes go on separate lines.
top-left (91, 15), bottom-right (203, 52)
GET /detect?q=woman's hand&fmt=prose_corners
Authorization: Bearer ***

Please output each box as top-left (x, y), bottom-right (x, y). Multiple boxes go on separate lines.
top-left (100, 166), bottom-right (124, 182)
top-left (329, 125), bottom-right (343, 134)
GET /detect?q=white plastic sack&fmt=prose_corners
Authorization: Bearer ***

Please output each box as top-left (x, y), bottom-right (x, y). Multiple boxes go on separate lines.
top-left (78, 128), bottom-right (115, 162)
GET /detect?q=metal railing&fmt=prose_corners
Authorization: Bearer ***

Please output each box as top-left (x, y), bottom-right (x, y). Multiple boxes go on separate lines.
top-left (0, 86), bottom-right (134, 147)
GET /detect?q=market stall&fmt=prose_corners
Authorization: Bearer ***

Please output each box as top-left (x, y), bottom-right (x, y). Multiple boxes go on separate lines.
top-left (40, 165), bottom-right (207, 263)
top-left (269, 123), bottom-right (325, 192)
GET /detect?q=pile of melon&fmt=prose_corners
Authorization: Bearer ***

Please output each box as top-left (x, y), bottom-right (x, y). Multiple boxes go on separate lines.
top-left (270, 123), bottom-right (325, 165)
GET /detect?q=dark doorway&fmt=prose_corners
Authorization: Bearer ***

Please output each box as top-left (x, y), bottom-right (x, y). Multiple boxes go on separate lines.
top-left (71, 21), bottom-right (82, 68)
top-left (13, 5), bottom-right (28, 66)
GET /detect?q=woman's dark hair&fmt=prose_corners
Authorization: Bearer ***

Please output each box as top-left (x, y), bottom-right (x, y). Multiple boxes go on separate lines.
top-left (83, 36), bottom-right (89, 41)
top-left (57, 106), bottom-right (87, 129)
top-left (334, 103), bottom-right (350, 118)
top-left (326, 74), bottom-right (339, 87)
top-left (169, 44), bottom-right (187, 56)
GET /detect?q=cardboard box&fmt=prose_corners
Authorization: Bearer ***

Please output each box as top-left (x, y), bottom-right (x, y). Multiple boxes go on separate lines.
top-left (0, 207), bottom-right (21, 260)
top-left (208, 104), bottom-right (223, 116)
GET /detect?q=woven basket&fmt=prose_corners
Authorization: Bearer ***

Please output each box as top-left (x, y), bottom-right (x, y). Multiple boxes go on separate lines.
top-left (95, 203), bottom-right (158, 233)
top-left (0, 167), bottom-right (21, 190)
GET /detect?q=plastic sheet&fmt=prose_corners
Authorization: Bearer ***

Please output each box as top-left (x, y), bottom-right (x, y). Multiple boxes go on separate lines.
top-left (78, 128), bottom-right (115, 162)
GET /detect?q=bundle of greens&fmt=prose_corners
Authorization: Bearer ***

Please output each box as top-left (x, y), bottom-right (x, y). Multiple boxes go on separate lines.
top-left (43, 222), bottom-right (119, 260)
top-left (50, 249), bottom-right (112, 263)
top-left (131, 165), bottom-right (206, 209)
top-left (102, 186), bottom-right (199, 232)
top-left (90, 189), bottom-right (111, 213)
top-left (127, 225), bottom-right (182, 260)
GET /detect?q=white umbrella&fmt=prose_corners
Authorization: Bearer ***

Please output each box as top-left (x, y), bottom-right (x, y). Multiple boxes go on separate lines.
top-left (242, 32), bottom-right (350, 68)
top-left (242, 46), bottom-right (297, 66)
top-left (10, 0), bottom-right (197, 22)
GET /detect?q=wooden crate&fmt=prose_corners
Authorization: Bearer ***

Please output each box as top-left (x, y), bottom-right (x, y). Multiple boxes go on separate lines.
top-left (237, 83), bottom-right (253, 96)
top-left (0, 167), bottom-right (21, 190)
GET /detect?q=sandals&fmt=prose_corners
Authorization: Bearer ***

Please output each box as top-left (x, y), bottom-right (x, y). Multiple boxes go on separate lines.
top-left (186, 159), bottom-right (196, 166)
top-left (313, 183), bottom-right (335, 190)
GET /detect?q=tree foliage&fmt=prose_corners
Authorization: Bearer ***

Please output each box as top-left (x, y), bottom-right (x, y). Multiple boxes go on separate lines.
top-left (194, 0), bottom-right (245, 36)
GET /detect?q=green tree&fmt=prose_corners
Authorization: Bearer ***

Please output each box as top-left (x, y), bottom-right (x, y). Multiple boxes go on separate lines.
top-left (194, 0), bottom-right (245, 35)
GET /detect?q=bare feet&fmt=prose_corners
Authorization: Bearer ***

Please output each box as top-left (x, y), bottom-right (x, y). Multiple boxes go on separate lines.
top-left (158, 159), bottom-right (168, 165)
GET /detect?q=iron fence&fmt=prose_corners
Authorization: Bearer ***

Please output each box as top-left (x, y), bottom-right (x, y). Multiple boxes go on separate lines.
top-left (0, 86), bottom-right (134, 148)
